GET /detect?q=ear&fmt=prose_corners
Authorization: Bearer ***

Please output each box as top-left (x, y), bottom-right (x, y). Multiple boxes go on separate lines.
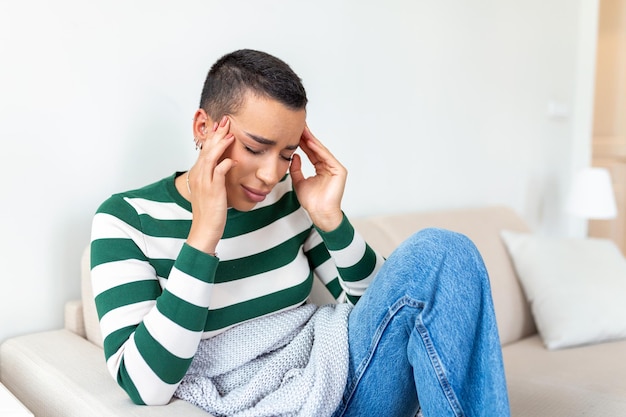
top-left (192, 109), bottom-right (215, 141)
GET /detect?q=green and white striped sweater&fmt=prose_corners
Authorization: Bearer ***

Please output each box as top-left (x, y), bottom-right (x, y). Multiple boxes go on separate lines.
top-left (90, 172), bottom-right (384, 406)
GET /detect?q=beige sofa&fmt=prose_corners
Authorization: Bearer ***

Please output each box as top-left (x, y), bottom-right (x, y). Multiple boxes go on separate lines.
top-left (1, 206), bottom-right (625, 416)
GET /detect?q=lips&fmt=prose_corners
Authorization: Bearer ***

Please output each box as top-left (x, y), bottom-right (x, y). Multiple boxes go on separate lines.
top-left (242, 185), bottom-right (269, 203)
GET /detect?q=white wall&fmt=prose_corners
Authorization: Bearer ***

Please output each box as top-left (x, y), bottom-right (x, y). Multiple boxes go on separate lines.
top-left (0, 0), bottom-right (598, 343)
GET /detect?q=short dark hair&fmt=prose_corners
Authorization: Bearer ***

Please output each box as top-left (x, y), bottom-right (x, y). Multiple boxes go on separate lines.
top-left (199, 49), bottom-right (308, 119)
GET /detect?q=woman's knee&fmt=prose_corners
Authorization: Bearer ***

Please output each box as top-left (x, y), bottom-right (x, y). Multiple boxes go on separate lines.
top-left (401, 228), bottom-right (479, 259)
top-left (391, 228), bottom-right (489, 287)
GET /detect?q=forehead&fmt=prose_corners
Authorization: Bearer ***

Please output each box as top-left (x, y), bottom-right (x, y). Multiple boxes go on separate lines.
top-left (230, 93), bottom-right (306, 145)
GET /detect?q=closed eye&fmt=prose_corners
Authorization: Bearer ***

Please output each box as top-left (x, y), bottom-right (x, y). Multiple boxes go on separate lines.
top-left (245, 144), bottom-right (292, 162)
top-left (244, 145), bottom-right (262, 155)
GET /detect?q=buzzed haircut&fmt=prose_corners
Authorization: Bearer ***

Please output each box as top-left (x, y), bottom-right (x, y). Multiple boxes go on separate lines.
top-left (199, 49), bottom-right (308, 119)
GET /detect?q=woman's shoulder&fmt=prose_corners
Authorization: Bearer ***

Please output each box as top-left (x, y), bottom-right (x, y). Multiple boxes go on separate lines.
top-left (95, 173), bottom-right (178, 216)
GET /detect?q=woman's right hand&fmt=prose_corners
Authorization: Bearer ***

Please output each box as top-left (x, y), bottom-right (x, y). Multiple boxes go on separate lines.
top-left (185, 115), bottom-right (237, 255)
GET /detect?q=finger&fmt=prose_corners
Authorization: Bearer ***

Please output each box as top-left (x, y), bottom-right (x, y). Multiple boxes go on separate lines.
top-left (199, 116), bottom-right (230, 154)
top-left (303, 126), bottom-right (339, 161)
top-left (202, 116), bottom-right (233, 155)
top-left (196, 134), bottom-right (235, 181)
top-left (188, 149), bottom-right (236, 193)
top-left (301, 137), bottom-right (344, 176)
top-left (289, 153), bottom-right (305, 184)
top-left (301, 125), bottom-right (326, 151)
top-left (301, 125), bottom-right (316, 142)
top-left (201, 133), bottom-right (234, 160)
top-left (303, 130), bottom-right (337, 162)
top-left (213, 157), bottom-right (238, 179)
top-left (298, 134), bottom-right (319, 166)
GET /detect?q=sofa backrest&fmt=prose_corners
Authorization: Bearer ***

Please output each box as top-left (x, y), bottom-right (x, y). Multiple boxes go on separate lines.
top-left (350, 205), bottom-right (536, 346)
top-left (80, 205), bottom-right (535, 349)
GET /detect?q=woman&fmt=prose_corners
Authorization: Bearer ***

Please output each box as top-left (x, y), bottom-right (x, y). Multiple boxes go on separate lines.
top-left (90, 49), bottom-right (510, 417)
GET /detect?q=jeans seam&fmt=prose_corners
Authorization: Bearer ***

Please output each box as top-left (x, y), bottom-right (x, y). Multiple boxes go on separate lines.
top-left (338, 296), bottom-right (467, 417)
top-left (337, 296), bottom-right (419, 416)
top-left (415, 317), bottom-right (465, 417)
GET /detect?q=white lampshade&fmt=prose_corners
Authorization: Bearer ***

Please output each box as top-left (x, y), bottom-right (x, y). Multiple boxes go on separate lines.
top-left (566, 167), bottom-right (617, 219)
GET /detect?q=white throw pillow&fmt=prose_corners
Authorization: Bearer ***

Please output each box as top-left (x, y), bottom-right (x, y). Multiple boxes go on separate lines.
top-left (500, 230), bottom-right (626, 350)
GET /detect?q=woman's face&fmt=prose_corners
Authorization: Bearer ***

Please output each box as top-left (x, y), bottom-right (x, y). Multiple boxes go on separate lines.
top-left (217, 93), bottom-right (306, 211)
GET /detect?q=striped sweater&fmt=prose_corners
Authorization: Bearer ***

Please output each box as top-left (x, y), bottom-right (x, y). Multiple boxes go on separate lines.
top-left (90, 172), bottom-right (384, 406)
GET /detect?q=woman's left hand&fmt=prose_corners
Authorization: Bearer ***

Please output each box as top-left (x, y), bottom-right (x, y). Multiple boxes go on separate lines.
top-left (290, 125), bottom-right (347, 232)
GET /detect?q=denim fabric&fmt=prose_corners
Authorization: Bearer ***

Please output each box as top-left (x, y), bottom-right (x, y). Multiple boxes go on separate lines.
top-left (332, 228), bottom-right (511, 417)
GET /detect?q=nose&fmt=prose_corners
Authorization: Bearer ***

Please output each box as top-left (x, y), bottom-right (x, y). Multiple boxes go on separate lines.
top-left (255, 156), bottom-right (284, 186)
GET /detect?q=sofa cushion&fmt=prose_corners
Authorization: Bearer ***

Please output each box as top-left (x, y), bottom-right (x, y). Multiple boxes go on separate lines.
top-left (503, 335), bottom-right (626, 416)
top-left (0, 329), bottom-right (212, 416)
top-left (501, 230), bottom-right (626, 349)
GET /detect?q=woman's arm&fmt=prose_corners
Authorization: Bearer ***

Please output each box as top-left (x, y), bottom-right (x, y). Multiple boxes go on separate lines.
top-left (91, 196), bottom-right (218, 405)
top-left (91, 116), bottom-right (235, 405)
top-left (304, 214), bottom-right (384, 304)
top-left (292, 126), bottom-right (384, 303)
top-left (290, 125), bottom-right (346, 232)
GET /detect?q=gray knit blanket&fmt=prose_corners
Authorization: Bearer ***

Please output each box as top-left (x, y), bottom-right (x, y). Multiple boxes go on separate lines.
top-left (174, 303), bottom-right (352, 417)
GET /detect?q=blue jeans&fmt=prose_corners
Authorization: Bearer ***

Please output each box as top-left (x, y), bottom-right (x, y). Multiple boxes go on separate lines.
top-left (332, 228), bottom-right (511, 417)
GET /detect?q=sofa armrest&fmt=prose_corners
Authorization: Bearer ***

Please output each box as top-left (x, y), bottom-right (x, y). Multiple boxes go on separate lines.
top-left (0, 329), bottom-right (212, 417)
top-left (64, 299), bottom-right (86, 338)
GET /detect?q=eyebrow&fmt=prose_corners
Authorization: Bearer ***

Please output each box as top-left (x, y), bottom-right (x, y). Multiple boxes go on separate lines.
top-left (244, 131), bottom-right (299, 151)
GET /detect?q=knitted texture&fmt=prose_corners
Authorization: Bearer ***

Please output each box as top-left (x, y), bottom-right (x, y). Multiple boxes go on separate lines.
top-left (174, 303), bottom-right (352, 417)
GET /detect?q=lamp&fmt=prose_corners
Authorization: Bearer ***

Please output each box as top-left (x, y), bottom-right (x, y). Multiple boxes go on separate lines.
top-left (566, 167), bottom-right (617, 219)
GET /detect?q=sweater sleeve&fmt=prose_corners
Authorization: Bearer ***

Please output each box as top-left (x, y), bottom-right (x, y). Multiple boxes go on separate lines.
top-left (90, 195), bottom-right (218, 405)
top-left (305, 213), bottom-right (384, 305)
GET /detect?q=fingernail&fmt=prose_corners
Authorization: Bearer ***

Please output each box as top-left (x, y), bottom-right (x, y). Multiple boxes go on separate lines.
top-left (220, 116), bottom-right (228, 127)
top-left (213, 122), bottom-right (218, 132)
